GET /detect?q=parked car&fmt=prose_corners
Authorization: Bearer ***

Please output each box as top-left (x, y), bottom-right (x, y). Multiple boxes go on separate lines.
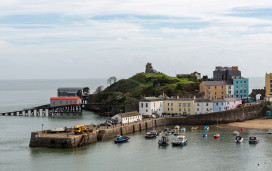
top-left (237, 104), bottom-right (244, 108)
top-left (100, 122), bottom-right (112, 126)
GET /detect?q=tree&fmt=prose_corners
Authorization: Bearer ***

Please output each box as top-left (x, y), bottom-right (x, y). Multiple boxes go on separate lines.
top-left (107, 76), bottom-right (117, 85)
top-left (175, 83), bottom-right (184, 91)
top-left (94, 86), bottom-right (104, 94)
top-left (202, 75), bottom-right (208, 81)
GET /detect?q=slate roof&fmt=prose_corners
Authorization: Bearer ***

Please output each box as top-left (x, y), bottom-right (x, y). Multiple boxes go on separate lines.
top-left (57, 87), bottom-right (89, 92)
top-left (194, 98), bottom-right (212, 102)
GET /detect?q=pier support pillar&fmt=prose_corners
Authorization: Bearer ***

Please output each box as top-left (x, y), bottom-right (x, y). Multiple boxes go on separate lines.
top-left (45, 109), bottom-right (49, 116)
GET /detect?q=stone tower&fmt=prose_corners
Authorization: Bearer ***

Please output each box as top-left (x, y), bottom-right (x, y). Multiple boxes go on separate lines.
top-left (145, 63), bottom-right (157, 73)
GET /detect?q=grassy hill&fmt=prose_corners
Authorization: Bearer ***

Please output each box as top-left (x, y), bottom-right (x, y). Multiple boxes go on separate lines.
top-left (87, 72), bottom-right (200, 115)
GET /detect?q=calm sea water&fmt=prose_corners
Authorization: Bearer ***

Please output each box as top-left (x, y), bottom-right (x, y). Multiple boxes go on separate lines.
top-left (0, 78), bottom-right (269, 171)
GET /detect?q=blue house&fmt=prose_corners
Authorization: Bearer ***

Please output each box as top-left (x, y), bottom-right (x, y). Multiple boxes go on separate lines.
top-left (233, 78), bottom-right (249, 99)
top-left (213, 99), bottom-right (227, 112)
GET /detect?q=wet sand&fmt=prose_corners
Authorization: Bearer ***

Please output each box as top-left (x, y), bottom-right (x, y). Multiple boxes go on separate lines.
top-left (218, 118), bottom-right (272, 130)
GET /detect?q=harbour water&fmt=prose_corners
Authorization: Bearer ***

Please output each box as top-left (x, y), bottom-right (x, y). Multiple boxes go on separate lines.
top-left (0, 78), bottom-right (270, 171)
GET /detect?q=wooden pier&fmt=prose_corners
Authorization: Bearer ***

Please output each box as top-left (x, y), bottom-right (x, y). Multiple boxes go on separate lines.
top-left (0, 104), bottom-right (83, 117)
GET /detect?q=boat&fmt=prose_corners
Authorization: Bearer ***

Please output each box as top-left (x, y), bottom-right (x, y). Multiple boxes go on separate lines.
top-left (191, 126), bottom-right (198, 130)
top-left (235, 136), bottom-right (243, 143)
top-left (240, 128), bottom-right (246, 132)
top-left (145, 131), bottom-right (157, 139)
top-left (214, 133), bottom-right (220, 138)
top-left (170, 129), bottom-right (176, 134)
top-left (233, 130), bottom-right (240, 136)
top-left (114, 135), bottom-right (130, 143)
top-left (204, 126), bottom-right (209, 130)
top-left (172, 135), bottom-right (187, 146)
top-left (202, 133), bottom-right (208, 137)
top-left (158, 136), bottom-right (169, 146)
top-left (181, 128), bottom-right (186, 132)
top-left (157, 131), bottom-right (163, 136)
top-left (164, 128), bottom-right (170, 132)
top-left (174, 131), bottom-right (180, 136)
top-left (175, 125), bottom-right (180, 130)
top-left (249, 136), bottom-right (259, 144)
top-left (267, 130), bottom-right (272, 134)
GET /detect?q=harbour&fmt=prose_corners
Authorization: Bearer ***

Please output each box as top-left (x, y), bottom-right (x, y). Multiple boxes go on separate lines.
top-left (0, 78), bottom-right (271, 171)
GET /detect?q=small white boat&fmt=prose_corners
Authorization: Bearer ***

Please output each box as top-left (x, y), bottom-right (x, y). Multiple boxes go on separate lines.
top-left (267, 130), bottom-right (272, 134)
top-left (181, 128), bottom-right (186, 132)
top-left (235, 136), bottom-right (243, 143)
top-left (214, 133), bottom-right (220, 138)
top-left (233, 131), bottom-right (240, 136)
top-left (172, 135), bottom-right (187, 146)
top-left (175, 125), bottom-right (180, 130)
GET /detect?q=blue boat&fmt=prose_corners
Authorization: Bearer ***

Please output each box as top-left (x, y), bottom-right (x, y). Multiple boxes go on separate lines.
top-left (202, 133), bottom-right (208, 137)
top-left (164, 128), bottom-right (170, 132)
top-left (172, 135), bottom-right (187, 146)
top-left (249, 136), bottom-right (259, 144)
top-left (114, 135), bottom-right (130, 143)
top-left (181, 128), bottom-right (186, 132)
top-left (204, 126), bottom-right (209, 130)
top-left (267, 130), bottom-right (272, 134)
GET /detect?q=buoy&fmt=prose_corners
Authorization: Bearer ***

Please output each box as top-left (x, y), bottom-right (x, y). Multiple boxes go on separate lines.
top-left (258, 162), bottom-right (259, 166)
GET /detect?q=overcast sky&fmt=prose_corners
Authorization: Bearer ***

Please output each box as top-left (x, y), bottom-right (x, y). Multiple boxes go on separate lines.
top-left (0, 0), bottom-right (272, 80)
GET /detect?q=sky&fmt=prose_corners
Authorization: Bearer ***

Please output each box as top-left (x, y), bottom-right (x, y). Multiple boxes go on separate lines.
top-left (0, 0), bottom-right (272, 80)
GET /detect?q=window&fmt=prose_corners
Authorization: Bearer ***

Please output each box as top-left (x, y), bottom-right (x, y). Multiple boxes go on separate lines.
top-left (208, 86), bottom-right (211, 89)
top-left (168, 108), bottom-right (169, 111)
top-left (207, 108), bottom-right (209, 111)
top-left (197, 103), bottom-right (199, 106)
top-left (244, 81), bottom-right (246, 83)
top-left (141, 103), bottom-right (143, 108)
top-left (179, 108), bottom-right (181, 112)
top-left (197, 108), bottom-right (199, 111)
top-left (236, 81), bottom-right (238, 84)
top-left (240, 81), bottom-right (242, 84)
top-left (240, 90), bottom-right (242, 93)
top-left (146, 109), bottom-right (148, 112)
top-left (215, 86), bottom-right (217, 89)
top-left (187, 103), bottom-right (190, 107)
top-left (206, 103), bottom-right (208, 106)
top-left (183, 103), bottom-right (186, 107)
top-left (216, 103), bottom-right (218, 106)
top-left (171, 103), bottom-right (173, 106)
top-left (168, 103), bottom-right (169, 106)
top-left (219, 107), bottom-right (221, 111)
top-left (171, 108), bottom-right (173, 111)
top-left (222, 92), bottom-right (223, 94)
top-left (228, 86), bottom-right (231, 89)
top-left (222, 102), bottom-right (223, 105)
top-left (146, 103), bottom-right (148, 107)
top-left (244, 90), bottom-right (246, 93)
top-left (178, 103), bottom-right (181, 107)
top-left (215, 96), bottom-right (217, 99)
top-left (222, 86), bottom-right (224, 89)
top-left (154, 103), bottom-right (155, 107)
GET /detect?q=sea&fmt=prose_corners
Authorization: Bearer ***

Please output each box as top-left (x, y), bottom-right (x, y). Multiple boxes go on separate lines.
top-left (0, 77), bottom-right (271, 171)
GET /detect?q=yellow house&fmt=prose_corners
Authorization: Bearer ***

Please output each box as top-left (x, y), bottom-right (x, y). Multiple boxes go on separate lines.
top-left (163, 98), bottom-right (195, 115)
top-left (265, 73), bottom-right (272, 96)
top-left (200, 81), bottom-right (230, 100)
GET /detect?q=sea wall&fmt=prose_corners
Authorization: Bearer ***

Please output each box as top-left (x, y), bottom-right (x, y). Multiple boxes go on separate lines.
top-left (30, 104), bottom-right (268, 147)
top-left (29, 130), bottom-right (98, 148)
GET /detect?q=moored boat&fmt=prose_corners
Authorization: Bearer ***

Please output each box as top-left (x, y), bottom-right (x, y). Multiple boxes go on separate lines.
top-left (204, 126), bottom-right (209, 130)
top-left (235, 136), bottom-right (243, 143)
top-left (170, 129), bottom-right (176, 134)
top-left (172, 135), bottom-right (187, 146)
top-left (181, 128), bottom-right (186, 132)
top-left (191, 126), bottom-right (198, 130)
top-left (233, 130), bottom-right (240, 136)
top-left (157, 131), bottom-right (163, 136)
top-left (267, 130), bottom-right (272, 134)
top-left (158, 136), bottom-right (169, 146)
top-left (214, 133), bottom-right (220, 138)
top-left (175, 125), bottom-right (180, 130)
top-left (249, 136), bottom-right (259, 144)
top-left (174, 131), bottom-right (180, 136)
top-left (114, 135), bottom-right (130, 143)
top-left (145, 130), bottom-right (157, 139)
top-left (202, 133), bottom-right (208, 137)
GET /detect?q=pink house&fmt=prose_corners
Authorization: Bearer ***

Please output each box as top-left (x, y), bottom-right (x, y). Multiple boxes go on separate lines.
top-left (225, 98), bottom-right (242, 110)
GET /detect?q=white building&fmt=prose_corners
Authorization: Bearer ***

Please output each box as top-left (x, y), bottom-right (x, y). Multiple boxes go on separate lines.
top-left (139, 97), bottom-right (163, 116)
top-left (226, 85), bottom-right (234, 98)
top-left (194, 98), bottom-right (213, 115)
top-left (111, 112), bottom-right (142, 124)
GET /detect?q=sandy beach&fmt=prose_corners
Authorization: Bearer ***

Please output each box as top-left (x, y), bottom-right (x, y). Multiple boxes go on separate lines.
top-left (219, 118), bottom-right (272, 130)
